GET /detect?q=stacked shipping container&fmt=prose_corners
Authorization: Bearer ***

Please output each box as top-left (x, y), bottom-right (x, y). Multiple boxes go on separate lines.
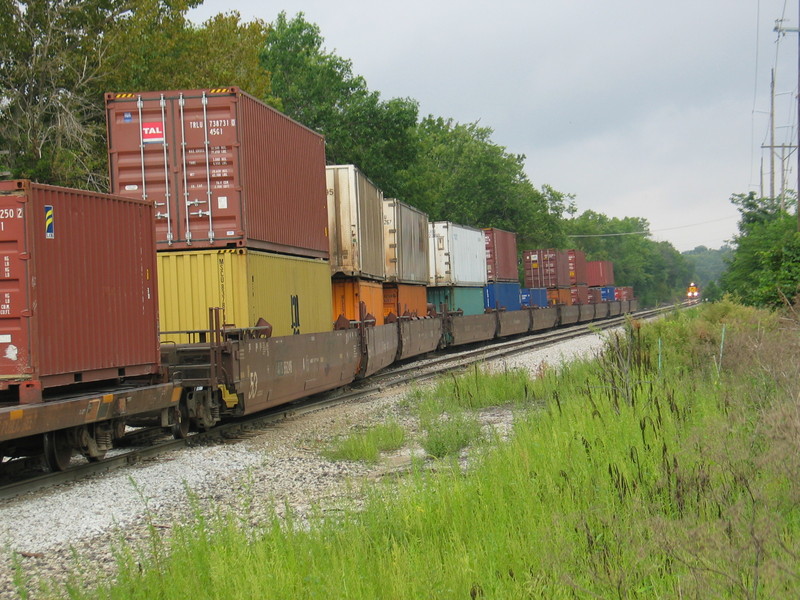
top-left (428, 222), bottom-right (487, 316)
top-left (587, 260), bottom-right (615, 287)
top-left (106, 88), bottom-right (334, 336)
top-left (382, 198), bottom-right (429, 319)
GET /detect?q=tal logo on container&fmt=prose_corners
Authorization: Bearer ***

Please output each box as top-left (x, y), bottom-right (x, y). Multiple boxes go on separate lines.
top-left (142, 122), bottom-right (165, 144)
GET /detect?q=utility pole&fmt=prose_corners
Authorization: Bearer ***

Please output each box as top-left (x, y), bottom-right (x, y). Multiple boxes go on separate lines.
top-left (774, 8), bottom-right (800, 231)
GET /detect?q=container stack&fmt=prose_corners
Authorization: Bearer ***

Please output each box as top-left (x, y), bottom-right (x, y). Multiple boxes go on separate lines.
top-left (105, 88), bottom-right (333, 341)
top-left (522, 249), bottom-right (571, 305)
top-left (587, 260), bottom-right (615, 304)
top-left (382, 198), bottom-right (430, 319)
top-left (428, 222), bottom-right (487, 315)
top-left (326, 165), bottom-right (387, 323)
top-left (483, 228), bottom-right (521, 311)
top-left (567, 249), bottom-right (588, 305)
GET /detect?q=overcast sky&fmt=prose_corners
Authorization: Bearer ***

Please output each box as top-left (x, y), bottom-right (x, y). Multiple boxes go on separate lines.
top-left (189, 1), bottom-right (799, 252)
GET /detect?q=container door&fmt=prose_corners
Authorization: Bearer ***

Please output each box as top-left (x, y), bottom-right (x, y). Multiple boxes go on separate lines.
top-left (169, 91), bottom-right (242, 246)
top-left (107, 90), bottom-right (243, 248)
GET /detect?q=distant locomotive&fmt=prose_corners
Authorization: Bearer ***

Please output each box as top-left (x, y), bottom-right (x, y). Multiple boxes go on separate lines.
top-left (687, 282), bottom-right (700, 300)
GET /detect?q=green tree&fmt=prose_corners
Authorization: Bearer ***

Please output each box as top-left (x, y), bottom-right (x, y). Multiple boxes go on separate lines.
top-left (260, 11), bottom-right (419, 196)
top-left (566, 210), bottom-right (691, 306)
top-left (103, 4), bottom-right (271, 99)
top-left (0, 0), bottom-right (127, 187)
top-left (399, 117), bottom-right (570, 249)
top-left (722, 192), bottom-right (800, 306)
top-left (682, 244), bottom-right (732, 286)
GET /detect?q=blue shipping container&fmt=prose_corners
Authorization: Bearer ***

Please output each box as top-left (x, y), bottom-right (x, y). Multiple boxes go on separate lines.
top-left (520, 287), bottom-right (548, 308)
top-left (601, 286), bottom-right (616, 302)
top-left (484, 282), bottom-right (522, 311)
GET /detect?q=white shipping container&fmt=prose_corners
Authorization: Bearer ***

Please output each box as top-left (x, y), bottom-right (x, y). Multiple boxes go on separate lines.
top-left (326, 165), bottom-right (386, 281)
top-left (383, 198), bottom-right (429, 285)
top-left (428, 221), bottom-right (488, 287)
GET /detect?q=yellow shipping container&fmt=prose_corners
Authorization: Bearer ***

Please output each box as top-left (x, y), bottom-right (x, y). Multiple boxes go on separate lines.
top-left (158, 249), bottom-right (333, 343)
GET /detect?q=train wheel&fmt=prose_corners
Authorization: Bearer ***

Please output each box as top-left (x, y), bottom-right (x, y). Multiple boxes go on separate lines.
top-left (172, 401), bottom-right (190, 439)
top-left (43, 430), bottom-right (73, 472)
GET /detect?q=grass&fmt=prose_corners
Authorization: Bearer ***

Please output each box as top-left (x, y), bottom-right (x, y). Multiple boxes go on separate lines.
top-left (323, 421), bottom-right (406, 463)
top-left (29, 300), bottom-right (800, 599)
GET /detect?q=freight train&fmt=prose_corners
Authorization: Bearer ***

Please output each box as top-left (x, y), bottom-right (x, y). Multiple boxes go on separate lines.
top-left (0, 88), bottom-right (638, 472)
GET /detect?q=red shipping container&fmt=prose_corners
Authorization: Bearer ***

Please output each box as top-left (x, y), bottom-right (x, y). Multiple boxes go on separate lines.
top-left (570, 285), bottom-right (589, 305)
top-left (0, 181), bottom-right (160, 403)
top-left (566, 249), bottom-right (587, 285)
top-left (587, 288), bottom-right (603, 304)
top-left (614, 286), bottom-right (633, 301)
top-left (587, 260), bottom-right (615, 287)
top-left (483, 228), bottom-right (518, 282)
top-left (523, 249), bottom-right (570, 288)
top-left (106, 87), bottom-right (328, 258)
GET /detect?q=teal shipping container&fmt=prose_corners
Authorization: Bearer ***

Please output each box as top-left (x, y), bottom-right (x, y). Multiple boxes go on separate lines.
top-left (427, 286), bottom-right (485, 316)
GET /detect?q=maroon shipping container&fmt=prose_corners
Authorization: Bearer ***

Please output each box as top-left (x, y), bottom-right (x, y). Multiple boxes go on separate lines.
top-left (614, 286), bottom-right (634, 301)
top-left (483, 228), bottom-right (518, 282)
top-left (105, 87), bottom-right (328, 257)
top-left (0, 181), bottom-right (160, 403)
top-left (587, 260), bottom-right (615, 287)
top-left (523, 249), bottom-right (570, 289)
top-left (587, 287), bottom-right (603, 304)
top-left (570, 285), bottom-right (589, 305)
top-left (567, 249), bottom-right (587, 285)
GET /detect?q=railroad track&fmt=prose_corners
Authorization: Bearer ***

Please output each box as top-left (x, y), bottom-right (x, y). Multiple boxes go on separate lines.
top-left (0, 304), bottom-right (681, 501)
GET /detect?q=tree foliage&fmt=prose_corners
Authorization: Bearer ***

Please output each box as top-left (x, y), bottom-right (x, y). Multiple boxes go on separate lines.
top-left (0, 0), bottom-right (271, 189)
top-left (0, 0), bottom-right (125, 187)
top-left (722, 192), bottom-right (800, 307)
top-left (396, 117), bottom-right (571, 249)
top-left (565, 211), bottom-right (692, 306)
top-left (260, 12), bottom-right (418, 196)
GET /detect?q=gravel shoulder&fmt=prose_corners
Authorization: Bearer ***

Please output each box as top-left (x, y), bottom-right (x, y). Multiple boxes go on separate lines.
top-left (0, 329), bottom-right (612, 598)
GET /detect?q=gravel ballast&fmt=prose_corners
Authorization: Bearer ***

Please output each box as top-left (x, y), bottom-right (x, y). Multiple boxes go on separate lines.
top-left (0, 329), bottom-right (612, 598)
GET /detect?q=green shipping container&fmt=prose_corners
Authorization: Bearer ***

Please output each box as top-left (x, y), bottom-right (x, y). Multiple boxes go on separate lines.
top-left (158, 249), bottom-right (333, 343)
top-left (427, 286), bottom-right (485, 316)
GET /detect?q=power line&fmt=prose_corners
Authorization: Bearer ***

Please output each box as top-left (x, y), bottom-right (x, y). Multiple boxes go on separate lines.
top-left (568, 216), bottom-right (739, 239)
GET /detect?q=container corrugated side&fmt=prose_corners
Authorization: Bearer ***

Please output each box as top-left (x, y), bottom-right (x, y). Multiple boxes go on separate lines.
top-left (567, 249), bottom-right (587, 285)
top-left (427, 286), bottom-right (485, 316)
top-left (158, 249), bottom-right (333, 344)
top-left (382, 284), bottom-right (428, 318)
top-left (105, 88), bottom-right (328, 257)
top-left (483, 228), bottom-right (519, 282)
top-left (0, 180), bottom-right (160, 398)
top-left (587, 260), bottom-right (615, 287)
top-left (484, 282), bottom-right (522, 311)
top-left (326, 165), bottom-right (385, 281)
top-left (523, 249), bottom-right (570, 288)
top-left (383, 199), bottom-right (429, 285)
top-left (570, 285), bottom-right (589, 305)
top-left (331, 277), bottom-right (385, 323)
top-left (429, 222), bottom-right (487, 287)
top-left (547, 288), bottom-right (572, 306)
top-left (520, 287), bottom-right (549, 308)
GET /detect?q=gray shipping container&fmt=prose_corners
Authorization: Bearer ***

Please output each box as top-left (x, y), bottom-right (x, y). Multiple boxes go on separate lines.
top-left (429, 222), bottom-right (487, 287)
top-left (382, 198), bottom-right (429, 285)
top-left (326, 165), bottom-right (386, 281)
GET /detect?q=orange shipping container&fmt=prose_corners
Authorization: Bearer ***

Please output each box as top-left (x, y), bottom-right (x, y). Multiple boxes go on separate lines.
top-left (547, 288), bottom-right (572, 306)
top-left (332, 278), bottom-right (385, 323)
top-left (383, 283), bottom-right (428, 319)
